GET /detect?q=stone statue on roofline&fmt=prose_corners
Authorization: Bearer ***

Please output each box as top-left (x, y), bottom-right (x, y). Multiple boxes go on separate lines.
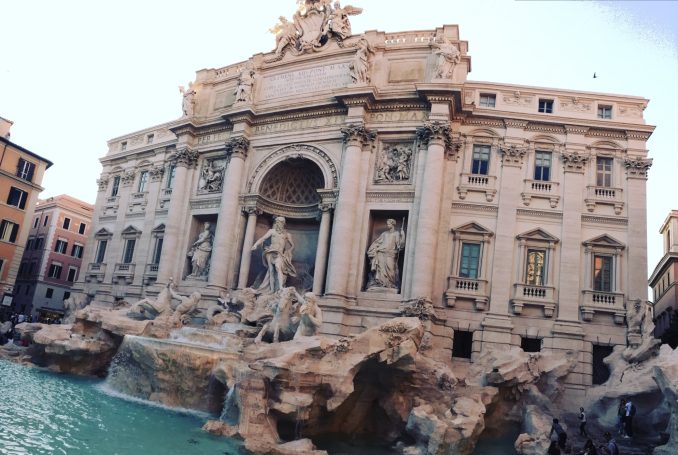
top-left (179, 82), bottom-right (196, 117)
top-left (431, 37), bottom-right (460, 80)
top-left (233, 64), bottom-right (256, 106)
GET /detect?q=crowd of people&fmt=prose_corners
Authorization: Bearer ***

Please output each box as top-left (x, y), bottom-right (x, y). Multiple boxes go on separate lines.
top-left (548, 398), bottom-right (635, 454)
top-left (0, 312), bottom-right (63, 345)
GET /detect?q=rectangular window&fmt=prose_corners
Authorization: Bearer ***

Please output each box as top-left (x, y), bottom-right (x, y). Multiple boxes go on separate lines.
top-left (533, 151), bottom-right (552, 181)
top-left (18, 262), bottom-right (26, 278)
top-left (538, 99), bottom-right (554, 114)
top-left (33, 218), bottom-right (39, 228)
top-left (166, 164), bottom-right (176, 189)
top-left (120, 141), bottom-right (127, 151)
top-left (123, 239), bottom-right (136, 264)
top-left (111, 176), bottom-right (121, 197)
top-left (137, 171), bottom-right (149, 192)
top-left (46, 288), bottom-right (54, 298)
top-left (479, 93), bottom-right (496, 108)
top-left (146, 134), bottom-right (154, 144)
top-left (26, 239), bottom-right (34, 251)
top-left (526, 249), bottom-right (546, 286)
top-left (0, 220), bottom-right (19, 243)
top-left (597, 105), bottom-right (612, 119)
top-left (35, 237), bottom-right (44, 250)
top-left (16, 158), bottom-right (36, 182)
top-left (55, 239), bottom-right (68, 254)
top-left (78, 223), bottom-right (86, 235)
top-left (596, 157), bottom-right (613, 187)
top-left (63, 291), bottom-right (71, 301)
top-left (7, 187), bottom-right (28, 209)
top-left (95, 240), bottom-right (108, 264)
top-left (452, 330), bottom-right (474, 359)
top-left (67, 267), bottom-right (77, 282)
top-left (43, 215), bottom-right (49, 227)
top-left (152, 237), bottom-right (164, 265)
top-left (471, 145), bottom-right (490, 175)
top-left (593, 255), bottom-right (613, 292)
top-left (48, 263), bottom-right (62, 279)
top-left (28, 262), bottom-right (36, 276)
top-left (71, 244), bottom-right (84, 259)
top-left (62, 217), bottom-right (71, 230)
top-left (521, 337), bottom-right (542, 353)
top-left (459, 243), bottom-right (481, 279)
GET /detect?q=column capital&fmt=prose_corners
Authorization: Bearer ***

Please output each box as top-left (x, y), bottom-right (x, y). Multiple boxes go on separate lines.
top-left (172, 148), bottom-right (199, 168)
top-left (318, 201), bottom-right (335, 212)
top-left (499, 144), bottom-right (528, 167)
top-left (148, 164), bottom-right (165, 182)
top-left (341, 123), bottom-right (376, 146)
top-left (624, 157), bottom-right (652, 179)
top-left (416, 120), bottom-right (451, 145)
top-left (225, 136), bottom-right (250, 159)
top-left (96, 176), bottom-right (109, 192)
top-left (120, 169), bottom-right (136, 186)
top-left (242, 205), bottom-right (262, 216)
top-left (561, 151), bottom-right (590, 173)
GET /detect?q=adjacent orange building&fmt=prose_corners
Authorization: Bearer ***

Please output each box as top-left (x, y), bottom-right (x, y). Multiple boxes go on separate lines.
top-left (0, 117), bottom-right (52, 316)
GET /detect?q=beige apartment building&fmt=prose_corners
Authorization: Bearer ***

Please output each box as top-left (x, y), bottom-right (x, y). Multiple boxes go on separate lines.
top-left (649, 211), bottom-right (678, 338)
top-left (75, 4), bottom-right (654, 390)
top-left (0, 117), bottom-right (52, 317)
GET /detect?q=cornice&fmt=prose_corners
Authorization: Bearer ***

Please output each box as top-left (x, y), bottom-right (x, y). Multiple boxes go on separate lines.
top-left (516, 209), bottom-right (563, 220)
top-left (365, 191), bottom-right (415, 203)
top-left (581, 215), bottom-right (628, 226)
top-left (451, 202), bottom-right (498, 213)
top-left (253, 107), bottom-right (347, 125)
top-left (525, 123), bottom-right (566, 135)
top-left (586, 129), bottom-right (627, 140)
top-left (462, 117), bottom-right (505, 128)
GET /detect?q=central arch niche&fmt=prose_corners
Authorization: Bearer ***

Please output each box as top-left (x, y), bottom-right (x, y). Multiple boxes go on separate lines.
top-left (247, 157), bottom-right (327, 292)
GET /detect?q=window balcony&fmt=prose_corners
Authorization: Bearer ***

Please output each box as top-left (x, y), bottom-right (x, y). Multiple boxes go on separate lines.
top-left (158, 188), bottom-right (172, 209)
top-left (457, 173), bottom-right (497, 202)
top-left (113, 263), bottom-right (136, 285)
top-left (585, 186), bottom-right (624, 215)
top-left (580, 290), bottom-right (626, 324)
top-left (511, 283), bottom-right (556, 317)
top-left (445, 276), bottom-right (489, 310)
top-left (521, 179), bottom-right (560, 208)
top-left (143, 263), bottom-right (159, 285)
top-left (86, 262), bottom-right (106, 283)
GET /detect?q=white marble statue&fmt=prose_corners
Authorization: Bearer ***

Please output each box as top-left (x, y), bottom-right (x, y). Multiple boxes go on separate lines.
top-left (294, 292), bottom-right (323, 339)
top-left (349, 39), bottom-right (371, 85)
top-left (127, 279), bottom-right (176, 320)
top-left (187, 222), bottom-right (213, 279)
top-left (326, 1), bottom-right (362, 39)
top-left (169, 287), bottom-right (201, 326)
top-left (270, 16), bottom-right (299, 57)
top-left (431, 38), bottom-right (460, 80)
top-left (179, 82), bottom-right (196, 117)
top-left (233, 65), bottom-right (256, 106)
top-left (251, 216), bottom-right (297, 294)
top-left (255, 287), bottom-right (301, 343)
top-left (366, 218), bottom-right (405, 291)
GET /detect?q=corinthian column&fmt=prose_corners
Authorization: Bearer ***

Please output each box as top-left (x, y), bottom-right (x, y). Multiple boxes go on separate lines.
top-left (237, 206), bottom-right (261, 289)
top-left (209, 137), bottom-right (250, 289)
top-left (313, 201), bottom-right (334, 295)
top-left (325, 124), bottom-right (375, 298)
top-left (156, 148), bottom-right (198, 284)
top-left (409, 121), bottom-right (450, 299)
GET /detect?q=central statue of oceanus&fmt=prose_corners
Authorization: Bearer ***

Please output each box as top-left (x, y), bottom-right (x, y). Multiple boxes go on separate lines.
top-left (251, 216), bottom-right (297, 294)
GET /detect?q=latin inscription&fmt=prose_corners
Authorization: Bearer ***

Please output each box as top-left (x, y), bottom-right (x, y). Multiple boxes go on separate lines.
top-left (261, 64), bottom-right (352, 99)
top-left (367, 111), bottom-right (428, 122)
top-left (254, 115), bottom-right (344, 134)
top-left (197, 131), bottom-right (229, 145)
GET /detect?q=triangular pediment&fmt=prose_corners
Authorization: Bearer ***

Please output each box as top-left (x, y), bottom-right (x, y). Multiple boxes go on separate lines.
top-left (94, 228), bottom-right (113, 239)
top-left (121, 225), bottom-right (142, 237)
top-left (452, 222), bottom-right (493, 236)
top-left (516, 228), bottom-right (559, 243)
top-left (151, 223), bottom-right (166, 233)
top-left (583, 234), bottom-right (625, 249)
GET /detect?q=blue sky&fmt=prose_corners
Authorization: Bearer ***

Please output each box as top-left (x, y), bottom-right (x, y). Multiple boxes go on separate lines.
top-left (1, 0), bottom-right (676, 277)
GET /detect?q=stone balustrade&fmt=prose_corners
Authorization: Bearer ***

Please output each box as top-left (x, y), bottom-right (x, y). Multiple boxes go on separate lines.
top-left (580, 290), bottom-right (626, 324)
top-left (113, 263), bottom-right (136, 285)
top-left (445, 276), bottom-right (489, 310)
top-left (511, 283), bottom-right (556, 317)
top-left (521, 179), bottom-right (560, 208)
top-left (585, 185), bottom-right (624, 214)
top-left (457, 173), bottom-right (497, 202)
top-left (86, 263), bottom-right (107, 283)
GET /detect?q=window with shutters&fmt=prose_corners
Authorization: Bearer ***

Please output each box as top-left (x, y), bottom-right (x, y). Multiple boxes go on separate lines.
top-left (7, 187), bottom-right (28, 209)
top-left (0, 220), bottom-right (19, 243)
top-left (16, 158), bottom-right (36, 182)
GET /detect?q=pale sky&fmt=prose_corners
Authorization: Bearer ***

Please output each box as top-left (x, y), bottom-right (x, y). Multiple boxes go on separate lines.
top-left (2, 0), bottom-right (677, 280)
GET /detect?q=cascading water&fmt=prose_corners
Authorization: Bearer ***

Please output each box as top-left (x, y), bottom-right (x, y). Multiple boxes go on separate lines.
top-left (220, 387), bottom-right (240, 425)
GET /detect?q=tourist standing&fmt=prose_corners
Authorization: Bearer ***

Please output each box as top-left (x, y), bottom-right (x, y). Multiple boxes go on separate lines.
top-left (579, 406), bottom-right (588, 437)
top-left (550, 418), bottom-right (568, 450)
top-left (625, 399), bottom-right (635, 437)
top-left (616, 398), bottom-right (626, 435)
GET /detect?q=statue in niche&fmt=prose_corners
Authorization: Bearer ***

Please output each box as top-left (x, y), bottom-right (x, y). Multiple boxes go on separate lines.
top-left (349, 38), bottom-right (372, 85)
top-left (251, 216), bottom-right (297, 294)
top-left (179, 82), bottom-right (196, 117)
top-left (366, 218), bottom-right (405, 291)
top-left (375, 145), bottom-right (413, 183)
top-left (294, 292), bottom-right (323, 338)
top-left (233, 64), bottom-right (256, 106)
top-left (187, 222), bottom-right (213, 279)
top-left (199, 160), bottom-right (225, 193)
top-left (431, 38), bottom-right (460, 80)
top-left (255, 287), bottom-right (301, 343)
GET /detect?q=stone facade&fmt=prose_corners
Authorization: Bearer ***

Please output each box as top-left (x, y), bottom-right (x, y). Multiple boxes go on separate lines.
top-left (649, 210), bottom-right (678, 338)
top-left (75, 2), bottom-right (654, 390)
top-left (12, 195), bottom-right (94, 320)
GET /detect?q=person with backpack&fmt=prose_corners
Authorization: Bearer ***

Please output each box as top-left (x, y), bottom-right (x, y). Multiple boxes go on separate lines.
top-left (599, 431), bottom-right (619, 455)
top-left (550, 418), bottom-right (568, 450)
top-left (625, 399), bottom-right (636, 437)
top-left (579, 406), bottom-right (588, 437)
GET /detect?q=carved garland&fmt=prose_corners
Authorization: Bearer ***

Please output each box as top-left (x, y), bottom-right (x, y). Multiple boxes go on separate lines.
top-left (246, 144), bottom-right (339, 193)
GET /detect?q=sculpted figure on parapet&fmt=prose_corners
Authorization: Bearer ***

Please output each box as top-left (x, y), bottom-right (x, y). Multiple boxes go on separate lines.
top-left (251, 217), bottom-right (297, 294)
top-left (233, 64), bottom-right (256, 105)
top-left (349, 38), bottom-right (372, 85)
top-left (179, 82), bottom-right (196, 117)
top-left (431, 37), bottom-right (460, 80)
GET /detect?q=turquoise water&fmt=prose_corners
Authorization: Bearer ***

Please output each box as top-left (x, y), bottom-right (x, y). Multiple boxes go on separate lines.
top-left (0, 360), bottom-right (242, 455)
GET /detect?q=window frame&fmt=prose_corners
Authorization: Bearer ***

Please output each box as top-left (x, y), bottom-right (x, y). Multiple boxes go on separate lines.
top-left (533, 151), bottom-right (552, 182)
top-left (62, 217), bottom-right (71, 230)
top-left (122, 239), bottom-right (136, 264)
top-left (78, 223), bottom-right (86, 235)
top-left (593, 254), bottom-right (613, 292)
top-left (48, 263), bottom-right (63, 279)
top-left (66, 267), bottom-right (78, 282)
top-left (166, 164), bottom-right (176, 189)
top-left (538, 99), bottom-right (554, 114)
top-left (0, 219), bottom-right (19, 243)
top-left (54, 239), bottom-right (68, 254)
top-left (525, 248), bottom-right (548, 286)
top-left (137, 170), bottom-right (149, 193)
top-left (471, 144), bottom-right (491, 175)
top-left (479, 93), bottom-right (496, 108)
top-left (7, 187), bottom-right (28, 209)
top-left (94, 240), bottom-right (108, 264)
top-left (596, 157), bottom-right (613, 188)
top-left (459, 242), bottom-right (481, 279)
top-left (16, 158), bottom-right (36, 182)
top-left (111, 175), bottom-right (121, 197)
top-left (597, 105), bottom-right (613, 119)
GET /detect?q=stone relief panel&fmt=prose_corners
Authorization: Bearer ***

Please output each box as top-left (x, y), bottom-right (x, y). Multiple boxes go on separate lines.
top-left (375, 144), bottom-right (414, 184)
top-left (502, 91), bottom-right (533, 106)
top-left (559, 97), bottom-right (592, 113)
top-left (197, 158), bottom-right (227, 194)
